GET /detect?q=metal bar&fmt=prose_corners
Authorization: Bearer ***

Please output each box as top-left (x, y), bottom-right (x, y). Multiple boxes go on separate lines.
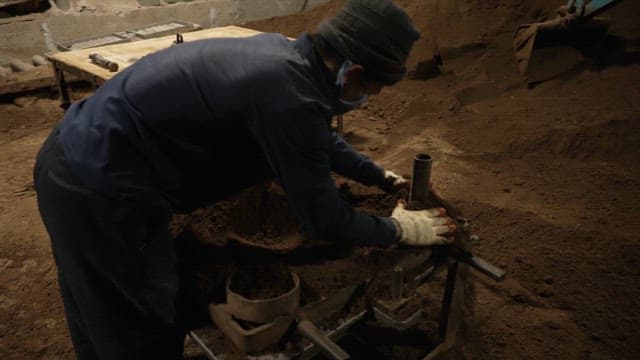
top-left (391, 266), bottom-right (403, 301)
top-left (438, 260), bottom-right (459, 338)
top-left (326, 310), bottom-right (368, 341)
top-left (373, 306), bottom-right (422, 331)
top-left (413, 265), bottom-right (436, 285)
top-left (298, 320), bottom-right (350, 360)
top-left (449, 246), bottom-right (505, 282)
top-left (188, 331), bottom-right (219, 360)
top-left (299, 310), bottom-right (368, 360)
top-left (463, 254), bottom-right (506, 282)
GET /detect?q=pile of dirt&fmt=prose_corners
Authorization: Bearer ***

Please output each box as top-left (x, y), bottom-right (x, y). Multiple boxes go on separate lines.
top-left (227, 183), bottom-right (301, 245)
top-left (229, 263), bottom-right (295, 300)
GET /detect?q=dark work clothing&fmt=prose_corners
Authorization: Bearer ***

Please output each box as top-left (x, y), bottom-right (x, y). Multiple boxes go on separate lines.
top-left (58, 32), bottom-right (396, 246)
top-left (35, 32), bottom-right (398, 359)
top-left (34, 128), bottom-right (185, 359)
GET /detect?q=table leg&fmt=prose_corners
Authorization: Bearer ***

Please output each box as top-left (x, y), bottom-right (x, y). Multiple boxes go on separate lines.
top-left (53, 62), bottom-right (71, 110)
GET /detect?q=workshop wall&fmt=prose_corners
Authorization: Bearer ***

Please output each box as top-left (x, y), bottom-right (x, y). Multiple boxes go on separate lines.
top-left (0, 0), bottom-right (329, 66)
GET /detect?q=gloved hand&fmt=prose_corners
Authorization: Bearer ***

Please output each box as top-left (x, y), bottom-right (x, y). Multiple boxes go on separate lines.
top-left (390, 200), bottom-right (456, 246)
top-left (379, 170), bottom-right (410, 193)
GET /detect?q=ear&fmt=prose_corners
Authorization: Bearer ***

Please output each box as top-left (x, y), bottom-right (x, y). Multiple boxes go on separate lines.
top-left (344, 64), bottom-right (366, 84)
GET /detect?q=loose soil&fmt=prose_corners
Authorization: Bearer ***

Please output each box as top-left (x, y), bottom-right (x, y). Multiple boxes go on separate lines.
top-left (1, 0), bottom-right (639, 359)
top-left (229, 263), bottom-right (295, 300)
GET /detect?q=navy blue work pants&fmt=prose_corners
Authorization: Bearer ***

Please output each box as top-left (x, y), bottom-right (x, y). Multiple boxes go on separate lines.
top-left (33, 128), bottom-right (185, 359)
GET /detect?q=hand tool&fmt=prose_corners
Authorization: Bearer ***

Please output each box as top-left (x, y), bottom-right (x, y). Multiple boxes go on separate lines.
top-left (88, 53), bottom-right (119, 72)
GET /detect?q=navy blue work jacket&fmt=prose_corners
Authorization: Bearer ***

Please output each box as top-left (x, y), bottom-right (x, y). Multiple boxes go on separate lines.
top-left (58, 32), bottom-right (397, 246)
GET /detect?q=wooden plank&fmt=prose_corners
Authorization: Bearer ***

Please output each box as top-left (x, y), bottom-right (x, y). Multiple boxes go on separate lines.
top-left (0, 64), bottom-right (82, 96)
top-left (48, 26), bottom-right (264, 82)
top-left (0, 65), bottom-right (55, 95)
top-left (0, 0), bottom-right (34, 9)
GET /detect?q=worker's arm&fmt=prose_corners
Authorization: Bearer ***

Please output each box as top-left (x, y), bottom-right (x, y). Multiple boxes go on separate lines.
top-left (327, 131), bottom-right (385, 185)
top-left (253, 108), bottom-right (397, 246)
top-left (328, 132), bottom-right (409, 193)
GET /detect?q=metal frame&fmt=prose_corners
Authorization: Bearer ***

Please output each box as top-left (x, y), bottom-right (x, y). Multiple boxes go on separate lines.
top-left (189, 243), bottom-right (504, 359)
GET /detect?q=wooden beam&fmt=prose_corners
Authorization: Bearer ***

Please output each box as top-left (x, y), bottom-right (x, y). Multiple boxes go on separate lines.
top-left (0, 64), bottom-right (80, 96)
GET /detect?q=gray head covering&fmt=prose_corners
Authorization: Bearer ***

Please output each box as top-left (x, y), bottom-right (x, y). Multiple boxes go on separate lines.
top-left (316, 0), bottom-right (420, 85)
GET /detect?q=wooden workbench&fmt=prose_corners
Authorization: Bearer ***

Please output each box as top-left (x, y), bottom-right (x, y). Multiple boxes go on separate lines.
top-left (47, 25), bottom-right (264, 107)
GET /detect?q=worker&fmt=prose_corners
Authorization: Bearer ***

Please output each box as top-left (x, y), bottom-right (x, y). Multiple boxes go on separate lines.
top-left (33, 0), bottom-right (456, 358)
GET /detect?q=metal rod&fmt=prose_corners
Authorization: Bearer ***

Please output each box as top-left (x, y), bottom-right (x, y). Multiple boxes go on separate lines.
top-left (391, 266), bottom-right (403, 301)
top-left (299, 310), bottom-right (367, 360)
top-left (463, 254), bottom-right (506, 282)
top-left (413, 265), bottom-right (436, 285)
top-left (89, 53), bottom-right (119, 72)
top-left (409, 153), bottom-right (432, 205)
top-left (298, 320), bottom-right (350, 360)
top-left (328, 310), bottom-right (367, 338)
top-left (438, 260), bottom-right (459, 338)
top-left (53, 65), bottom-right (71, 110)
top-left (188, 331), bottom-right (219, 360)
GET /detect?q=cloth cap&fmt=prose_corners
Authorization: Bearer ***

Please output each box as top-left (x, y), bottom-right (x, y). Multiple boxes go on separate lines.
top-left (316, 0), bottom-right (420, 85)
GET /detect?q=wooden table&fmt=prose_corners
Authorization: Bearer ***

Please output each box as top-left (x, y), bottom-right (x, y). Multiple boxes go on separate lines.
top-left (47, 25), bottom-right (263, 108)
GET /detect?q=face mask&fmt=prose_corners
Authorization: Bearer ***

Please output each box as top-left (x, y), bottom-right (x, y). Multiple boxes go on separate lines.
top-left (339, 93), bottom-right (369, 110)
top-left (335, 60), bottom-right (368, 110)
top-left (335, 59), bottom-right (353, 87)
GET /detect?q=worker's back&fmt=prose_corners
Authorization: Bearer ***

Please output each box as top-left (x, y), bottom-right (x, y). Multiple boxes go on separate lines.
top-left (58, 33), bottom-right (335, 212)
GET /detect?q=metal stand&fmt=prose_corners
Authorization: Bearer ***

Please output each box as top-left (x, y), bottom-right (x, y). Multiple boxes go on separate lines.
top-left (188, 153), bottom-right (505, 359)
top-left (52, 63), bottom-right (71, 110)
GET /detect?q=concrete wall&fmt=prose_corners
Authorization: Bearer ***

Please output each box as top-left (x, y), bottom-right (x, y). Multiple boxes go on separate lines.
top-left (0, 0), bottom-right (330, 66)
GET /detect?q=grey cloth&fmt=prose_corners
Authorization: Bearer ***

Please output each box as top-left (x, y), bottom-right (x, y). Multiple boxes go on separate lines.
top-left (317, 0), bottom-right (420, 85)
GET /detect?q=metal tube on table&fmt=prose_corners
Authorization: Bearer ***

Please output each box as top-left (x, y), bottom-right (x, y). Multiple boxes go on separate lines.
top-left (409, 153), bottom-right (432, 205)
top-left (89, 53), bottom-right (119, 72)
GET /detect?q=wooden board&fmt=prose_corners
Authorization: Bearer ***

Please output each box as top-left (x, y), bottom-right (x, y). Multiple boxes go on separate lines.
top-left (0, 65), bottom-right (55, 95)
top-left (0, 0), bottom-right (36, 9)
top-left (0, 65), bottom-right (83, 96)
top-left (47, 26), bottom-right (264, 83)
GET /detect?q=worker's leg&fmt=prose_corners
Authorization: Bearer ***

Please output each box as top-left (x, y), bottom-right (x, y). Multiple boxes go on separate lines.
top-left (57, 273), bottom-right (99, 359)
top-left (34, 128), bottom-right (184, 359)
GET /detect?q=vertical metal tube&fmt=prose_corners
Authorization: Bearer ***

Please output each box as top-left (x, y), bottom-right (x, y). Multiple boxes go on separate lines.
top-left (409, 153), bottom-right (432, 205)
top-left (391, 266), bottom-right (404, 301)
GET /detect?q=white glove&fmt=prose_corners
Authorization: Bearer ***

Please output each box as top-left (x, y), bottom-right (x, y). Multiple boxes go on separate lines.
top-left (391, 201), bottom-right (455, 246)
top-left (380, 170), bottom-right (410, 193)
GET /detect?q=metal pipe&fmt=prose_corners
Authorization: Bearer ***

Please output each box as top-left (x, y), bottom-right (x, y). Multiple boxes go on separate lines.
top-left (89, 53), bottom-right (119, 72)
top-left (463, 255), bottom-right (506, 282)
top-left (299, 310), bottom-right (367, 360)
top-left (188, 331), bottom-right (219, 360)
top-left (409, 153), bottom-right (432, 205)
top-left (298, 320), bottom-right (350, 360)
top-left (391, 266), bottom-right (403, 301)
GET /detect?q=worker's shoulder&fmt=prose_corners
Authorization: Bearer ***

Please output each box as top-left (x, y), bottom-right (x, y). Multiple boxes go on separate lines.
top-left (243, 32), bottom-right (304, 63)
top-left (244, 35), bottom-right (314, 79)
